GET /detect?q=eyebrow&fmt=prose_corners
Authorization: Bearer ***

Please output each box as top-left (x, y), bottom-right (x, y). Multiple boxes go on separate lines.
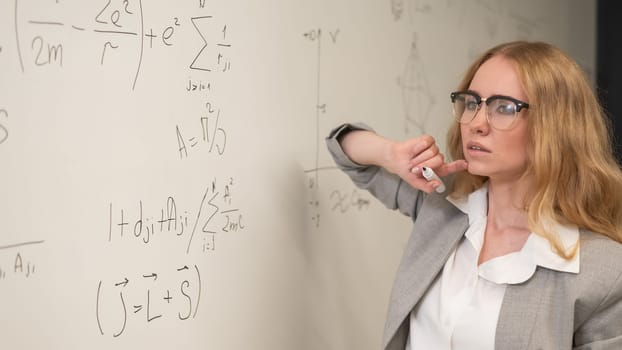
top-left (464, 89), bottom-right (527, 102)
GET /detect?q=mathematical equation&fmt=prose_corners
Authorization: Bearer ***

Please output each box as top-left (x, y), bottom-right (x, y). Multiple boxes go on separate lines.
top-left (95, 264), bottom-right (201, 337)
top-left (12, 0), bottom-right (233, 89)
top-left (107, 178), bottom-right (245, 254)
top-left (0, 241), bottom-right (44, 281)
top-left (175, 102), bottom-right (227, 160)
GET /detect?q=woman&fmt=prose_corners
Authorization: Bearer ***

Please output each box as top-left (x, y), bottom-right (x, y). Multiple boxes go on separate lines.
top-left (326, 41), bottom-right (622, 349)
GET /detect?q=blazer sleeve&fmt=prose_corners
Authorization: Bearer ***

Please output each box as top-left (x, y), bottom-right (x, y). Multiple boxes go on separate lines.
top-left (325, 123), bottom-right (425, 219)
top-left (573, 263), bottom-right (622, 349)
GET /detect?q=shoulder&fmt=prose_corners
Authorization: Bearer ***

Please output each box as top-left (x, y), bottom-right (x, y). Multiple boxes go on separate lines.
top-left (579, 230), bottom-right (622, 275)
top-left (572, 230), bottom-right (622, 296)
top-left (536, 231), bottom-right (622, 314)
top-left (569, 231), bottom-right (622, 323)
top-left (571, 231), bottom-right (622, 346)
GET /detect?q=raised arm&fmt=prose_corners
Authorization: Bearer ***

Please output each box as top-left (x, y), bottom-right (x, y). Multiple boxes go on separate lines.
top-left (338, 126), bottom-right (464, 194)
top-left (326, 123), bottom-right (467, 218)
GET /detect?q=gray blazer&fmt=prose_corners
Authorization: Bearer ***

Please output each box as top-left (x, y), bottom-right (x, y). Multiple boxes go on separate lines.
top-left (327, 124), bottom-right (622, 350)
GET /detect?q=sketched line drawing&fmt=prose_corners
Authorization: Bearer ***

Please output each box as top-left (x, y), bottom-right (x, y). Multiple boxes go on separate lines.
top-left (390, 0), bottom-right (433, 22)
top-left (390, 0), bottom-right (405, 20)
top-left (397, 33), bottom-right (435, 135)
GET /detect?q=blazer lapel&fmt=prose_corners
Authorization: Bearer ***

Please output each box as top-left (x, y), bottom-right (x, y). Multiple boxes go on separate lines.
top-left (495, 267), bottom-right (550, 349)
top-left (383, 194), bottom-right (469, 348)
top-left (383, 192), bottom-right (553, 350)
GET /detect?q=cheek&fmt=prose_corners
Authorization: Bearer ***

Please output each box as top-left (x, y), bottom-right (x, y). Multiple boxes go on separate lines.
top-left (459, 125), bottom-right (469, 151)
top-left (503, 128), bottom-right (529, 166)
top-left (513, 148), bottom-right (529, 169)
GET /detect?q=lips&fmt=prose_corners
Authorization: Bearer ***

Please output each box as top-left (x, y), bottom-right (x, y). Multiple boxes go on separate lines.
top-left (466, 141), bottom-right (491, 153)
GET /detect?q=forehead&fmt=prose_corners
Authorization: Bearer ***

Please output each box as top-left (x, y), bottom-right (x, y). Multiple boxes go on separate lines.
top-left (468, 55), bottom-right (528, 102)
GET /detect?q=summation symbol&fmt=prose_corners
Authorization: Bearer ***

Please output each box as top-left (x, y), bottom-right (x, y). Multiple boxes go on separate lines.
top-left (185, 178), bottom-right (245, 254)
top-left (190, 16), bottom-right (212, 71)
top-left (189, 16), bottom-right (232, 73)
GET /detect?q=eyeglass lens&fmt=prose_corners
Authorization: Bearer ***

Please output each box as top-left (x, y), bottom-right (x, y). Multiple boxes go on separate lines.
top-left (452, 93), bottom-right (519, 130)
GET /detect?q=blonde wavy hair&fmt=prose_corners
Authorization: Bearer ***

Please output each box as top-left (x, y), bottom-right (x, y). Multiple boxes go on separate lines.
top-left (447, 41), bottom-right (622, 259)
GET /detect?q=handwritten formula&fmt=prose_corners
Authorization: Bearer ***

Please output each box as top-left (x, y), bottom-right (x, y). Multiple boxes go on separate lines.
top-left (175, 102), bottom-right (228, 160)
top-left (95, 264), bottom-right (202, 337)
top-left (13, 0), bottom-right (233, 90)
top-left (0, 241), bottom-right (44, 281)
top-left (107, 178), bottom-right (245, 254)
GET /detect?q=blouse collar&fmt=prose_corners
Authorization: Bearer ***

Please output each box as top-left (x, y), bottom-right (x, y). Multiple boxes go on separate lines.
top-left (447, 184), bottom-right (580, 284)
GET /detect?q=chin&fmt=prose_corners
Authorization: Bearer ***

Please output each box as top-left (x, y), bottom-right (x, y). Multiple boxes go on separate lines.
top-left (466, 163), bottom-right (490, 177)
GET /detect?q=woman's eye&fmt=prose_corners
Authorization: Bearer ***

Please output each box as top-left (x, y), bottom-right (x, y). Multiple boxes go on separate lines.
top-left (465, 101), bottom-right (478, 111)
top-left (495, 102), bottom-right (517, 115)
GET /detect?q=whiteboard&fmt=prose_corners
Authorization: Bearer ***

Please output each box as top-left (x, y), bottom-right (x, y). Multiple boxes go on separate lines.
top-left (0, 0), bottom-right (594, 349)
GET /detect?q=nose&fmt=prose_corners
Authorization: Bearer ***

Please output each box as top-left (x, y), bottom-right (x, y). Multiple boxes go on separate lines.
top-left (469, 103), bottom-right (490, 134)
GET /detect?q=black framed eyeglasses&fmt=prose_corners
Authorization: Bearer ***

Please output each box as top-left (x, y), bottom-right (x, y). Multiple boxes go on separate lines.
top-left (450, 90), bottom-right (530, 130)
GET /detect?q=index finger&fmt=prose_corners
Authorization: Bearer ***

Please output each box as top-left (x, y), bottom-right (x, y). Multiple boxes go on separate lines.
top-left (436, 159), bottom-right (468, 177)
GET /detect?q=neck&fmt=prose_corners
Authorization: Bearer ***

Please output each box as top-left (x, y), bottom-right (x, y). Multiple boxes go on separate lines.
top-left (487, 178), bottom-right (530, 230)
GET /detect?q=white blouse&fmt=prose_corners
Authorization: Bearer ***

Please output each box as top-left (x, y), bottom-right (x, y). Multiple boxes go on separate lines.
top-left (406, 184), bottom-right (580, 350)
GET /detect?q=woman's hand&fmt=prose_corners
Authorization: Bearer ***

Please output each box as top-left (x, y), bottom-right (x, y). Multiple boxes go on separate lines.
top-left (340, 130), bottom-right (468, 193)
top-left (384, 135), bottom-right (468, 194)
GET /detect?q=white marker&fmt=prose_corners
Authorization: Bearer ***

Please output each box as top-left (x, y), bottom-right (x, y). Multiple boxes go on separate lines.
top-left (421, 166), bottom-right (446, 193)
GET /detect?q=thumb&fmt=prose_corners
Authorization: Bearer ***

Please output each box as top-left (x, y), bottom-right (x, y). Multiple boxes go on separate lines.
top-left (437, 160), bottom-right (468, 177)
